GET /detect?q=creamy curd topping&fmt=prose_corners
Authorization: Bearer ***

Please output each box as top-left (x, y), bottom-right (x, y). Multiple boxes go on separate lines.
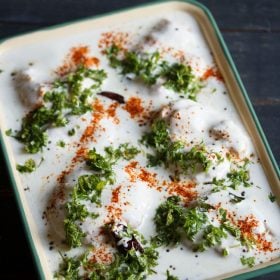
top-left (0, 9), bottom-right (279, 280)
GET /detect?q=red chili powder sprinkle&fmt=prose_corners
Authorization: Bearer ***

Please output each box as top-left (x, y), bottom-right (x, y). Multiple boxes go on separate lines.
top-left (88, 246), bottom-right (113, 265)
top-left (255, 233), bottom-right (274, 252)
top-left (111, 186), bottom-right (121, 204)
top-left (138, 168), bottom-right (159, 189)
top-left (167, 181), bottom-right (197, 203)
top-left (70, 46), bottom-right (99, 67)
top-left (106, 102), bottom-right (120, 124)
top-left (98, 31), bottom-right (129, 52)
top-left (124, 161), bottom-right (139, 183)
top-left (237, 215), bottom-right (259, 236)
top-left (219, 211), bottom-right (275, 253)
top-left (124, 162), bottom-right (160, 190)
top-left (237, 215), bottom-right (275, 252)
top-left (106, 205), bottom-right (122, 220)
top-left (123, 97), bottom-right (144, 118)
top-left (202, 67), bottom-right (224, 82)
top-left (57, 45), bottom-right (100, 76)
top-left (80, 99), bottom-right (105, 143)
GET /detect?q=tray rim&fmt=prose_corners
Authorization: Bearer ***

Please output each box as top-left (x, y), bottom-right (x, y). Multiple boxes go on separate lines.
top-left (0, 1), bottom-right (279, 279)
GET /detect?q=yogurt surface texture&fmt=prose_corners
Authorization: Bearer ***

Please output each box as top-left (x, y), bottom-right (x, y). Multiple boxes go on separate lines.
top-left (0, 9), bottom-right (279, 280)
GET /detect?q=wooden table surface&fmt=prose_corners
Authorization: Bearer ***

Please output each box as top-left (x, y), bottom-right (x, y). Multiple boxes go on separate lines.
top-left (0, 0), bottom-right (279, 279)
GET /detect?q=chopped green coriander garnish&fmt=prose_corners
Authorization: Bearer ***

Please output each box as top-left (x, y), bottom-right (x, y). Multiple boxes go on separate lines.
top-left (222, 248), bottom-right (229, 256)
top-left (153, 196), bottom-right (216, 248)
top-left (160, 61), bottom-right (202, 100)
top-left (65, 199), bottom-right (91, 222)
top-left (204, 160), bottom-right (251, 192)
top-left (64, 219), bottom-right (85, 248)
top-left (194, 225), bottom-right (227, 252)
top-left (142, 119), bottom-right (215, 174)
top-left (268, 192), bottom-right (276, 203)
top-left (14, 66), bottom-right (107, 153)
top-left (0, 69), bottom-right (3, 74)
top-left (183, 207), bottom-right (208, 241)
top-left (63, 174), bottom-right (104, 248)
top-left (109, 47), bottom-right (161, 85)
top-left (229, 192), bottom-right (245, 204)
top-left (227, 166), bottom-right (250, 189)
top-left (55, 253), bottom-right (81, 280)
top-left (16, 158), bottom-right (36, 173)
top-left (153, 196), bottom-right (185, 246)
top-left (153, 197), bottom-right (255, 255)
top-left (86, 143), bottom-right (140, 183)
top-left (205, 177), bottom-right (226, 192)
top-left (5, 129), bottom-right (12, 136)
top-left (166, 270), bottom-right (179, 280)
top-left (67, 128), bottom-right (76, 136)
top-left (105, 143), bottom-right (140, 162)
top-left (56, 225), bottom-right (158, 279)
top-left (240, 256), bottom-right (255, 268)
top-left (219, 208), bottom-right (241, 239)
top-left (219, 208), bottom-right (257, 251)
top-left (63, 143), bottom-right (139, 248)
top-left (105, 44), bottom-right (202, 100)
top-left (57, 140), bottom-right (66, 148)
top-left (74, 174), bottom-right (107, 205)
top-left (88, 248), bottom-right (158, 279)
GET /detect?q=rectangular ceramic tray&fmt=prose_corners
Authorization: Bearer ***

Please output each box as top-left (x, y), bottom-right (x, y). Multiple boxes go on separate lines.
top-left (0, 1), bottom-right (279, 279)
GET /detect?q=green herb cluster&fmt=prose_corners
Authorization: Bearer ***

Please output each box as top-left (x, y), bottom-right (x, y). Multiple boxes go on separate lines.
top-left (240, 256), bottom-right (255, 268)
top-left (105, 45), bottom-right (201, 100)
top-left (205, 159), bottom-right (251, 194)
top-left (13, 66), bottom-right (107, 154)
top-left (153, 196), bottom-right (222, 251)
top-left (16, 158), bottom-right (36, 173)
top-left (166, 270), bottom-right (179, 280)
top-left (153, 197), bottom-right (258, 255)
top-left (56, 228), bottom-right (158, 280)
top-left (86, 143), bottom-right (140, 183)
top-left (64, 173), bottom-right (107, 248)
top-left (64, 143), bottom-right (139, 248)
top-left (268, 192), bottom-right (276, 203)
top-left (219, 208), bottom-right (257, 250)
top-left (194, 225), bottom-right (227, 252)
top-left (57, 140), bottom-right (66, 148)
top-left (142, 119), bottom-right (215, 174)
top-left (55, 253), bottom-right (81, 280)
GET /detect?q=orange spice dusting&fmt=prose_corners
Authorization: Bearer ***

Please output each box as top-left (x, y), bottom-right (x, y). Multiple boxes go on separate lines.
top-left (56, 45), bottom-right (100, 76)
top-left (98, 31), bottom-right (129, 52)
top-left (219, 210), bottom-right (275, 253)
top-left (93, 98), bottom-right (105, 112)
top-left (173, 49), bottom-right (186, 62)
top-left (166, 181), bottom-right (197, 203)
top-left (81, 126), bottom-right (95, 141)
top-left (124, 161), bottom-right (138, 183)
top-left (75, 147), bottom-right (87, 158)
top-left (237, 215), bottom-right (259, 236)
top-left (237, 215), bottom-right (274, 252)
top-left (89, 246), bottom-right (113, 265)
top-left (111, 186), bottom-right (121, 204)
top-left (48, 99), bottom-right (106, 214)
top-left (80, 99), bottom-right (105, 143)
top-left (123, 97), bottom-right (144, 119)
top-left (202, 67), bottom-right (224, 82)
top-left (124, 161), bottom-right (161, 190)
top-left (106, 205), bottom-right (122, 221)
top-left (138, 168), bottom-right (159, 190)
top-left (106, 102), bottom-right (120, 124)
top-left (255, 233), bottom-right (274, 252)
